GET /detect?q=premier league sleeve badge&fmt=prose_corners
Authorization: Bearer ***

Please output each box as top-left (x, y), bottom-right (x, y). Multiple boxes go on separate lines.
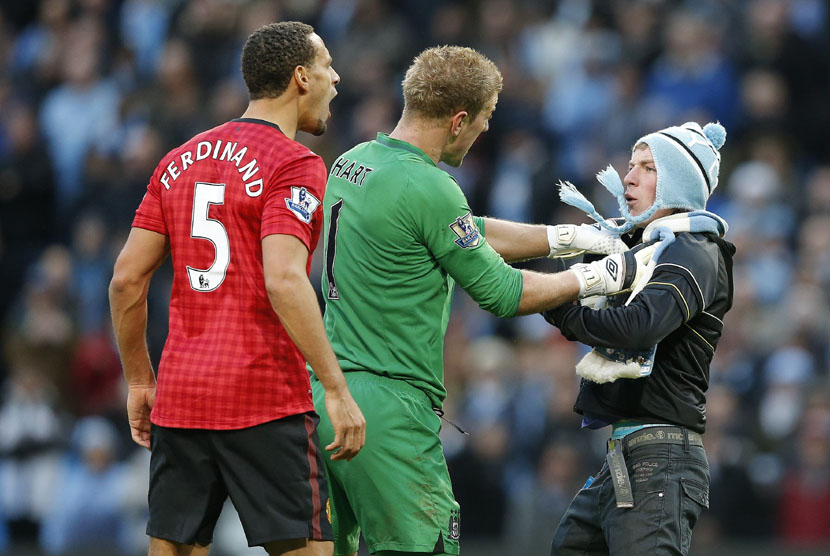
top-left (285, 186), bottom-right (321, 223)
top-left (448, 212), bottom-right (482, 249)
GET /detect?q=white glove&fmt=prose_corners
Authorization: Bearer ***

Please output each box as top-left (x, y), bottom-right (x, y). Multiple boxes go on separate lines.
top-left (579, 295), bottom-right (609, 310)
top-left (569, 243), bottom-right (656, 298)
top-left (546, 224), bottom-right (628, 259)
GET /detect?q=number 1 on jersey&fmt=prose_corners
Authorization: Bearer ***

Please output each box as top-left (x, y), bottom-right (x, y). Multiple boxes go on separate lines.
top-left (326, 199), bottom-right (344, 299)
top-left (187, 182), bottom-right (230, 292)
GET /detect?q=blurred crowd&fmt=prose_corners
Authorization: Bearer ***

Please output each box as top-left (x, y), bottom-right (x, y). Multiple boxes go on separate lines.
top-left (0, 0), bottom-right (828, 555)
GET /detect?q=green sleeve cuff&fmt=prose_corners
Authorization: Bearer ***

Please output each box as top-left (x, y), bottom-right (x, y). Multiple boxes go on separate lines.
top-left (509, 269), bottom-right (524, 318)
top-left (480, 264), bottom-right (523, 319)
top-left (473, 215), bottom-right (485, 235)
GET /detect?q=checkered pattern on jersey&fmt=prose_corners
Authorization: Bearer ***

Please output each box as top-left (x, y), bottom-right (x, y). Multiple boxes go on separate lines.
top-left (133, 119), bottom-right (326, 429)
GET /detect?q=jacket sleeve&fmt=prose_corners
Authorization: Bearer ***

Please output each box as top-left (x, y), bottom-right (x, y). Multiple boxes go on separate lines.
top-left (546, 287), bottom-right (686, 350)
top-left (546, 237), bottom-right (713, 349)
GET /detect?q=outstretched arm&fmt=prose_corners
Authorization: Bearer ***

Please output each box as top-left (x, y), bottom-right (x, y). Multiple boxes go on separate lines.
top-left (262, 234), bottom-right (365, 461)
top-left (479, 218), bottom-right (549, 262)
top-left (109, 227), bottom-right (169, 450)
top-left (514, 269), bottom-right (582, 314)
top-left (515, 245), bottom-right (654, 314)
top-left (481, 217), bottom-right (628, 262)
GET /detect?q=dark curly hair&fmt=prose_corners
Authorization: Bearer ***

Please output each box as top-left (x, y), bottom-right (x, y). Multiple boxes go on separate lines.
top-left (241, 22), bottom-right (316, 100)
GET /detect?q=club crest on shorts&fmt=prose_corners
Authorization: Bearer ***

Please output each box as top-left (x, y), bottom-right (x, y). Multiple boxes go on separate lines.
top-left (285, 186), bottom-right (320, 223)
top-left (448, 508), bottom-right (461, 540)
top-left (448, 212), bottom-right (481, 249)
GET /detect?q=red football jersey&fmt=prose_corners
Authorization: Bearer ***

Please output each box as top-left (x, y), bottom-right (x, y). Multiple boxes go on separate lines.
top-left (133, 118), bottom-right (326, 429)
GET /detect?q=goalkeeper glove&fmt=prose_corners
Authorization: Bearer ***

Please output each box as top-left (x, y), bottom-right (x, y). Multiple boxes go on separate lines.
top-left (569, 242), bottom-right (656, 298)
top-left (546, 224), bottom-right (627, 259)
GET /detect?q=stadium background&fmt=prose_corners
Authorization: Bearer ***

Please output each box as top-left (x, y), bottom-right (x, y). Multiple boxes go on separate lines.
top-left (0, 0), bottom-right (828, 555)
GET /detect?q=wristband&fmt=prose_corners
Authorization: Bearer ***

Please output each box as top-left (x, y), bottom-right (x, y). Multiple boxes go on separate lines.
top-left (546, 224), bottom-right (576, 257)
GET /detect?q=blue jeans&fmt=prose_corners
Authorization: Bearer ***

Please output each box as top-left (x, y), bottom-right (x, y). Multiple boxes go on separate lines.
top-left (551, 434), bottom-right (710, 556)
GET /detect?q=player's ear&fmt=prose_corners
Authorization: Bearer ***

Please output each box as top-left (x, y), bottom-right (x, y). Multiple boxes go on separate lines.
top-left (294, 65), bottom-right (310, 94)
top-left (449, 111), bottom-right (467, 137)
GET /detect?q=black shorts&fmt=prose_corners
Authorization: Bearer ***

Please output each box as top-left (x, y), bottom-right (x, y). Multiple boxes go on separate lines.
top-left (147, 412), bottom-right (332, 547)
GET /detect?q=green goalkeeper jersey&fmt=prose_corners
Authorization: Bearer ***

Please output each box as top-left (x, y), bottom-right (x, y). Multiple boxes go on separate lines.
top-left (315, 133), bottom-right (523, 407)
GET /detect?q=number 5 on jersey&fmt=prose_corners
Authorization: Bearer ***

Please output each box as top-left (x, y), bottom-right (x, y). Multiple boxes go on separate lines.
top-left (187, 182), bottom-right (230, 292)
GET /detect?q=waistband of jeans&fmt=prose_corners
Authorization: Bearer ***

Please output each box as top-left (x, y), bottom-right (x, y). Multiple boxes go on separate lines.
top-left (610, 420), bottom-right (674, 440)
top-left (617, 425), bottom-right (704, 451)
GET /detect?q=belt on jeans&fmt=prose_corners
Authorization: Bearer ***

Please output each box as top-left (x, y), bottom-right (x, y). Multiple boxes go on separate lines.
top-left (621, 426), bottom-right (703, 451)
top-left (606, 426), bottom-right (703, 510)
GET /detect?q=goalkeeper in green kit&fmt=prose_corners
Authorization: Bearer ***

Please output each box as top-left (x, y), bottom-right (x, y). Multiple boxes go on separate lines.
top-left (309, 46), bottom-right (652, 556)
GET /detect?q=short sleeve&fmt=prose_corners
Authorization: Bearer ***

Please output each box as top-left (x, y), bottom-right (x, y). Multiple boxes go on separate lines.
top-left (261, 153), bottom-right (327, 250)
top-left (132, 167), bottom-right (167, 235)
top-left (408, 174), bottom-right (523, 318)
top-left (473, 215), bottom-right (486, 234)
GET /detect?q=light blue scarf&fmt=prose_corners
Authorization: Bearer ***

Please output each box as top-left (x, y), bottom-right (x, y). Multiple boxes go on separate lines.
top-left (573, 211), bottom-right (728, 384)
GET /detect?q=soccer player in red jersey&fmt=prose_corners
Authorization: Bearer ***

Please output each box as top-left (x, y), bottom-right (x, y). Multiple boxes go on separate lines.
top-left (109, 22), bottom-right (365, 556)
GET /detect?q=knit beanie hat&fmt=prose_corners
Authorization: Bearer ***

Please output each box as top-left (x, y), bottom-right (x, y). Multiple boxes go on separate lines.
top-left (559, 121), bottom-right (727, 233)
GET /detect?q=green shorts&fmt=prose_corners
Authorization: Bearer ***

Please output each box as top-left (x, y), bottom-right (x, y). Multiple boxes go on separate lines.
top-left (311, 371), bottom-right (460, 556)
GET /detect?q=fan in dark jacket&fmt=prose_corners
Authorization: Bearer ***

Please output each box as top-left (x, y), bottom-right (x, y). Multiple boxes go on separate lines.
top-left (545, 121), bottom-right (736, 556)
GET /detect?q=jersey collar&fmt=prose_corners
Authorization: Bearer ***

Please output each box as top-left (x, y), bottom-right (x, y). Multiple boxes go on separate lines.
top-left (375, 133), bottom-right (436, 166)
top-left (232, 118), bottom-right (284, 135)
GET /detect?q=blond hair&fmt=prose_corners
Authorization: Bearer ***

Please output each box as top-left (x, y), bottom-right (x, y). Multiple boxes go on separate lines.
top-left (401, 46), bottom-right (503, 121)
